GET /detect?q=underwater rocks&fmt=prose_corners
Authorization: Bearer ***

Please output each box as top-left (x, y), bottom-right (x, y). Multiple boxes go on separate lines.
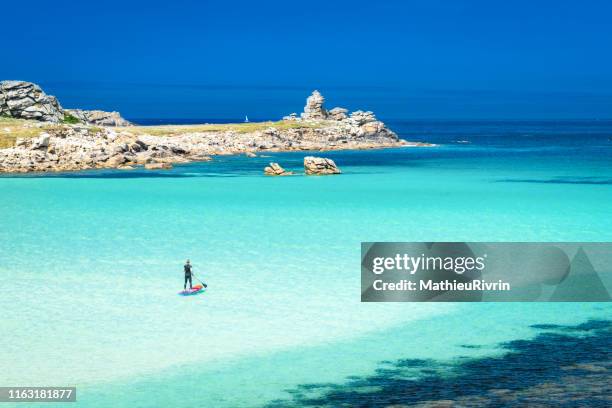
top-left (264, 162), bottom-right (293, 176)
top-left (304, 156), bottom-right (341, 175)
top-left (0, 80), bottom-right (130, 126)
top-left (144, 162), bottom-right (173, 170)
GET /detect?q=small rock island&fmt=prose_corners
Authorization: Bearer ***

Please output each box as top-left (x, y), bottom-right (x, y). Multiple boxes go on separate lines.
top-left (0, 81), bottom-right (420, 173)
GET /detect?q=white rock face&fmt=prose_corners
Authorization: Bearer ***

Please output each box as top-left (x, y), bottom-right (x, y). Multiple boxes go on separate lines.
top-left (0, 81), bottom-right (64, 122)
top-left (30, 133), bottom-right (50, 150)
top-left (304, 156), bottom-right (341, 175)
top-left (301, 90), bottom-right (327, 120)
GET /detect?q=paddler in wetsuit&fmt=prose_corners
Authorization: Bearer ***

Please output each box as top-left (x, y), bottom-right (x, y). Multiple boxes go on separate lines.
top-left (184, 259), bottom-right (193, 290)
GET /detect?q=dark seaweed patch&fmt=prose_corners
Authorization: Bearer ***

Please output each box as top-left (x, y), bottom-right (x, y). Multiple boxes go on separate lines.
top-left (266, 320), bottom-right (611, 407)
top-left (530, 323), bottom-right (563, 329)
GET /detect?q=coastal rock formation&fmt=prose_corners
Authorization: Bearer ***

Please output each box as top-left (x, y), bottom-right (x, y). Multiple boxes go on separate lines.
top-left (348, 110), bottom-right (376, 126)
top-left (67, 109), bottom-right (132, 127)
top-left (304, 156), bottom-right (341, 175)
top-left (0, 117), bottom-right (406, 173)
top-left (301, 90), bottom-right (327, 120)
top-left (291, 91), bottom-right (399, 143)
top-left (0, 90), bottom-right (418, 173)
top-left (264, 162), bottom-right (293, 176)
top-left (0, 80), bottom-right (130, 126)
top-left (327, 107), bottom-right (348, 121)
top-left (0, 81), bottom-right (64, 122)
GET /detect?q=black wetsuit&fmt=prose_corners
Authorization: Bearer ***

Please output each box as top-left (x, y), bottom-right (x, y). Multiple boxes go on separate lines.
top-left (184, 263), bottom-right (193, 289)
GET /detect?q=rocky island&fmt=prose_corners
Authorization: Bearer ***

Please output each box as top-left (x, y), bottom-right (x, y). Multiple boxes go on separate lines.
top-left (0, 81), bottom-right (424, 173)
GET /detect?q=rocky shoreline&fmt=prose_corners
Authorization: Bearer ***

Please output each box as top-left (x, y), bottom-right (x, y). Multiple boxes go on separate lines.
top-left (0, 82), bottom-right (431, 174)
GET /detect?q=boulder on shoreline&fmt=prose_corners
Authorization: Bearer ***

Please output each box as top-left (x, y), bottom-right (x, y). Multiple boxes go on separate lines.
top-left (264, 162), bottom-right (293, 176)
top-left (304, 156), bottom-right (341, 175)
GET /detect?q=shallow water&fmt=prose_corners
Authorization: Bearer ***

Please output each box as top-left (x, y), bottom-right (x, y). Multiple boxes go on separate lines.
top-left (0, 120), bottom-right (611, 407)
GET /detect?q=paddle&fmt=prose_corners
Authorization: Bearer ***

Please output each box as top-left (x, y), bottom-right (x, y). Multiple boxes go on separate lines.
top-left (191, 272), bottom-right (208, 288)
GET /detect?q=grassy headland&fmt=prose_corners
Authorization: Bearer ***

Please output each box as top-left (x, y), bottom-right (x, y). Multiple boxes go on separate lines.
top-left (120, 120), bottom-right (322, 137)
top-left (0, 117), bottom-right (53, 148)
top-left (0, 118), bottom-right (325, 148)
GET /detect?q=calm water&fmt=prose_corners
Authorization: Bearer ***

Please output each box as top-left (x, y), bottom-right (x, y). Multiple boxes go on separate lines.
top-left (0, 120), bottom-right (611, 407)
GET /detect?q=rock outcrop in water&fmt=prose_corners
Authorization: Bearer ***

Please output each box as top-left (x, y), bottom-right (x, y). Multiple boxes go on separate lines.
top-left (264, 162), bottom-right (293, 176)
top-left (0, 80), bottom-right (131, 126)
top-left (0, 89), bottom-right (420, 173)
top-left (304, 156), bottom-right (341, 175)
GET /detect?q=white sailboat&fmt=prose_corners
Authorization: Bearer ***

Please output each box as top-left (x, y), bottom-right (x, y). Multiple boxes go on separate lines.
top-left (244, 115), bottom-right (249, 123)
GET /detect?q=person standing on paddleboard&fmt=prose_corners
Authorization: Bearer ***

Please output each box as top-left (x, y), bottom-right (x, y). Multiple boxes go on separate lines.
top-left (184, 259), bottom-right (193, 290)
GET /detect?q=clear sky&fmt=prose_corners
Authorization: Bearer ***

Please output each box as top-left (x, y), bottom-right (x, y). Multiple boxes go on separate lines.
top-left (2, 0), bottom-right (612, 119)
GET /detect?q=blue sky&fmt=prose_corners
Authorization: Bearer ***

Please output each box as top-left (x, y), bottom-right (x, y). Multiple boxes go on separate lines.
top-left (2, 0), bottom-right (612, 119)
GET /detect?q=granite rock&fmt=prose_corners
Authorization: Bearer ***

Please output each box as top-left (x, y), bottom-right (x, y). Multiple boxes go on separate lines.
top-left (0, 80), bottom-right (131, 126)
top-left (304, 156), bottom-right (341, 175)
top-left (301, 90), bottom-right (327, 120)
top-left (67, 109), bottom-right (131, 127)
top-left (264, 162), bottom-right (293, 176)
top-left (328, 107), bottom-right (348, 120)
top-left (0, 81), bottom-right (64, 122)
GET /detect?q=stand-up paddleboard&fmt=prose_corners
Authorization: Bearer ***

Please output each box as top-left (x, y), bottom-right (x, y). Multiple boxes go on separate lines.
top-left (179, 284), bottom-right (205, 296)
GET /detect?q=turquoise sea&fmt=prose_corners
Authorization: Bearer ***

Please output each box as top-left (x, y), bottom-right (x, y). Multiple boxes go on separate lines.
top-left (1, 120), bottom-right (611, 407)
